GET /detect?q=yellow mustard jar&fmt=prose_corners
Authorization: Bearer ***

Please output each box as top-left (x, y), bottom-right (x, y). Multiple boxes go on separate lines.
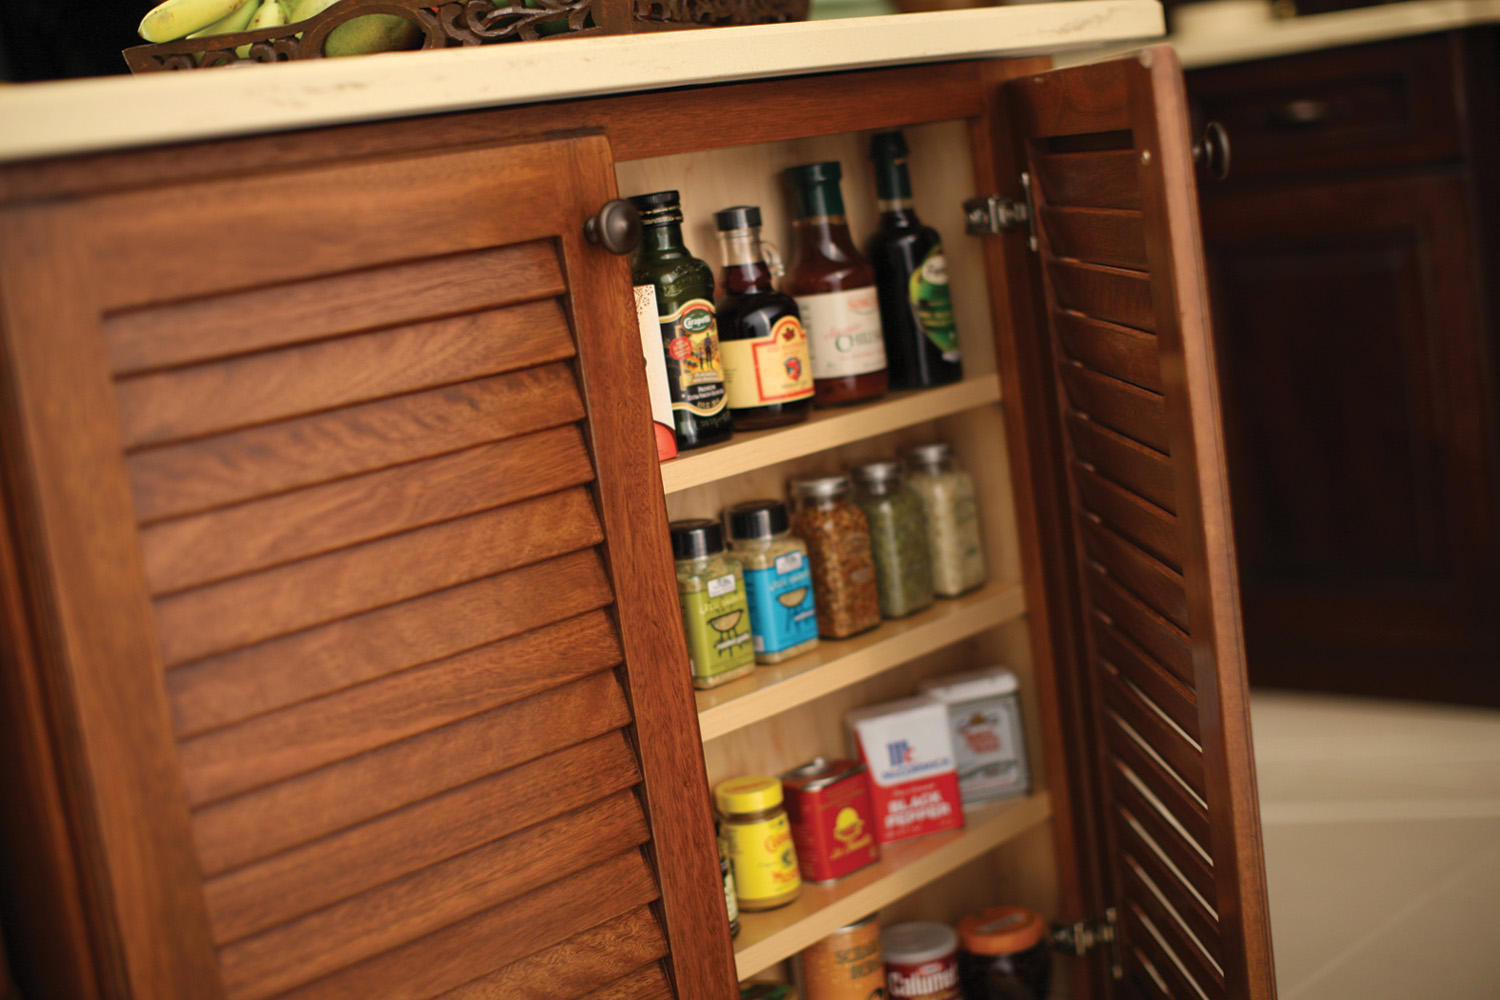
top-left (714, 774), bottom-right (802, 911)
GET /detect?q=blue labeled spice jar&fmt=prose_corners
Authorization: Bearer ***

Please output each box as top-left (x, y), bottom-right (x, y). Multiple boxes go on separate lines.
top-left (724, 499), bottom-right (820, 665)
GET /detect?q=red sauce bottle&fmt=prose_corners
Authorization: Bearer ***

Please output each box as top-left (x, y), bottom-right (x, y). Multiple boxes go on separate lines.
top-left (783, 161), bottom-right (889, 408)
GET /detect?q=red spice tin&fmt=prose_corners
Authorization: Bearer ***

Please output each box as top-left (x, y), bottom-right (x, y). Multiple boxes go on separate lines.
top-left (779, 757), bottom-right (880, 884)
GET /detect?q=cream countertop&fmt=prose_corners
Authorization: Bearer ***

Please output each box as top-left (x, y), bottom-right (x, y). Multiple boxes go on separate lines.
top-left (0, 1), bottom-right (1163, 164)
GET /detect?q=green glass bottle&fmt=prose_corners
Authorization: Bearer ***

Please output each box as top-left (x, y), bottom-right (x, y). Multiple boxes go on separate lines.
top-left (629, 189), bottom-right (734, 451)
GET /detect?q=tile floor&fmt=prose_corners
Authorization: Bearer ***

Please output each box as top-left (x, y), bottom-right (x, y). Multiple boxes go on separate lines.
top-left (1250, 689), bottom-right (1500, 999)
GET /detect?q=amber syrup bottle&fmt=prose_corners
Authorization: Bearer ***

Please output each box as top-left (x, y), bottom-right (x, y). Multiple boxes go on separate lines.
top-left (866, 131), bottom-right (963, 390)
top-left (713, 205), bottom-right (814, 430)
top-left (783, 161), bottom-right (888, 408)
top-left (628, 189), bottom-right (734, 451)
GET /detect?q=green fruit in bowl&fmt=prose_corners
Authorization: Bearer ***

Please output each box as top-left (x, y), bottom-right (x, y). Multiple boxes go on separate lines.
top-left (287, 0), bottom-right (424, 55)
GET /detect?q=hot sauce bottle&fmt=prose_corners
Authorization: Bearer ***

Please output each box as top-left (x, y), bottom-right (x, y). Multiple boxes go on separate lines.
top-left (783, 161), bottom-right (889, 408)
top-left (866, 130), bottom-right (963, 390)
top-left (712, 205), bottom-right (814, 430)
top-left (628, 189), bottom-right (734, 451)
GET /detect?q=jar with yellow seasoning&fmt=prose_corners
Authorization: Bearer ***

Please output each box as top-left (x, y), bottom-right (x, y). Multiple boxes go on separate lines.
top-left (715, 775), bottom-right (802, 911)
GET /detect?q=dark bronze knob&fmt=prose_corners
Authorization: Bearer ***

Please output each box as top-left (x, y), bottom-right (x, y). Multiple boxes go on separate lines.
top-left (1193, 121), bottom-right (1231, 182)
top-left (584, 198), bottom-right (641, 255)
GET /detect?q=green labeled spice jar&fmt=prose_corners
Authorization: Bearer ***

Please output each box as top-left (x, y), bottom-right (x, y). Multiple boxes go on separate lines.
top-left (905, 442), bottom-right (987, 597)
top-left (851, 460), bottom-right (934, 619)
top-left (724, 500), bottom-right (821, 665)
top-left (787, 475), bottom-right (882, 639)
top-left (670, 519), bottom-right (756, 688)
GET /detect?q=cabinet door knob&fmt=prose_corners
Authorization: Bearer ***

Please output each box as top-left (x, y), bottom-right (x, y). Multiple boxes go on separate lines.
top-left (1193, 121), bottom-right (1231, 181)
top-left (584, 199), bottom-right (642, 255)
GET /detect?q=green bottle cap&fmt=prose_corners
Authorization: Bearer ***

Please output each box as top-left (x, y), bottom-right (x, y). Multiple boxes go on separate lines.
top-left (785, 161), bottom-right (846, 219)
top-left (870, 131), bottom-right (913, 202)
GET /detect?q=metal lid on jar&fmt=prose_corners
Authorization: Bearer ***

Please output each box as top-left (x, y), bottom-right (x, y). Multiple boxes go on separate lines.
top-left (779, 756), bottom-right (867, 793)
top-left (906, 441), bottom-right (954, 468)
top-left (852, 460), bottom-right (903, 486)
top-left (881, 920), bottom-right (958, 964)
top-left (628, 189), bottom-right (683, 226)
top-left (714, 205), bottom-right (763, 232)
top-left (725, 499), bottom-right (790, 540)
top-left (957, 906), bottom-right (1047, 955)
top-left (788, 473), bottom-right (852, 499)
top-left (714, 774), bottom-right (784, 814)
top-left (669, 518), bottom-right (726, 560)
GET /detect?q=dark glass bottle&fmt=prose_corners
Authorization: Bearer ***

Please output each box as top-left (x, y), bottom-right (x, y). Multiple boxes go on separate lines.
top-left (865, 131), bottom-right (963, 390)
top-left (783, 161), bottom-right (888, 408)
top-left (712, 205), bottom-right (814, 430)
top-left (629, 189), bottom-right (734, 451)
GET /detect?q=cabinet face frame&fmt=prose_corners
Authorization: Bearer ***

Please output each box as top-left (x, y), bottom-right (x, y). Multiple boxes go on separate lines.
top-left (0, 50), bottom-right (1273, 1000)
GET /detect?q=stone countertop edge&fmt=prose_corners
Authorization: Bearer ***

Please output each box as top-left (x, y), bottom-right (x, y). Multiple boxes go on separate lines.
top-left (0, 1), bottom-right (1164, 165)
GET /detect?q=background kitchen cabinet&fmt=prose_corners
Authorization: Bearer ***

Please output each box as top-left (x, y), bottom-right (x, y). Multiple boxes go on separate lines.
top-left (0, 31), bottom-right (1273, 1000)
top-left (1189, 30), bottom-right (1500, 706)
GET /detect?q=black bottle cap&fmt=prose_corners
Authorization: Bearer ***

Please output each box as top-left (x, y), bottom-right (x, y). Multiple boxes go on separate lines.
top-left (870, 130), bottom-right (909, 161)
top-left (670, 518), bottom-right (726, 560)
top-left (714, 205), bottom-right (763, 231)
top-left (725, 499), bottom-right (790, 540)
top-left (630, 189), bottom-right (683, 226)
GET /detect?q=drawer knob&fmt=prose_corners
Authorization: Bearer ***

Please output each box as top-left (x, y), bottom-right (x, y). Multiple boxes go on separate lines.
top-left (1193, 121), bottom-right (1231, 181)
top-left (584, 199), bottom-right (642, 255)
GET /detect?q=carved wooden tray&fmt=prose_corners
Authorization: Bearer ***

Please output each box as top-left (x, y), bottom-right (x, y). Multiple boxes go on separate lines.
top-left (123, 0), bottom-right (810, 72)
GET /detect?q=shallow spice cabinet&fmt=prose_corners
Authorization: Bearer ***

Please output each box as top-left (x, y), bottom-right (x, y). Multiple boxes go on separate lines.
top-left (0, 17), bottom-right (1274, 1000)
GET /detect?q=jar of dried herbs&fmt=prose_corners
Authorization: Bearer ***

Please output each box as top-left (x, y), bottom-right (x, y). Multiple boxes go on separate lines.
top-left (787, 475), bottom-right (882, 639)
top-left (851, 460), bottom-right (934, 619)
top-left (905, 442), bottom-right (987, 597)
top-left (670, 518), bottom-right (757, 688)
top-left (724, 500), bottom-right (821, 665)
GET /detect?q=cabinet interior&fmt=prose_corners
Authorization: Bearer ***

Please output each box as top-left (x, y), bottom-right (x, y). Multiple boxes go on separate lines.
top-left (616, 120), bottom-right (1063, 983)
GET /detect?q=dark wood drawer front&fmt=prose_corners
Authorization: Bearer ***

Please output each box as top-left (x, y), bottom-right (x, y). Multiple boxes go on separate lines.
top-left (1189, 33), bottom-right (1464, 177)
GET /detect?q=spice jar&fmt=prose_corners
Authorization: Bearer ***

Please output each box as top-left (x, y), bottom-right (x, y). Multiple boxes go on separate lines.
top-left (799, 913), bottom-right (886, 1000)
top-left (882, 921), bottom-right (961, 1000)
top-left (715, 775), bottom-right (802, 911)
top-left (904, 442), bottom-right (987, 597)
top-left (670, 519), bottom-right (756, 689)
top-left (787, 475), bottom-right (882, 639)
top-left (851, 461), bottom-right (934, 619)
top-left (724, 500), bottom-right (820, 664)
top-left (957, 906), bottom-right (1052, 1000)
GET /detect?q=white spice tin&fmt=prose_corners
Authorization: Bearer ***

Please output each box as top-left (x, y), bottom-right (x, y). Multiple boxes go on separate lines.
top-left (919, 666), bottom-right (1030, 804)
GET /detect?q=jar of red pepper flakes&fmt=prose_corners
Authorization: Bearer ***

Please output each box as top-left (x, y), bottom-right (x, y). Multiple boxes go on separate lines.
top-left (787, 474), bottom-right (882, 639)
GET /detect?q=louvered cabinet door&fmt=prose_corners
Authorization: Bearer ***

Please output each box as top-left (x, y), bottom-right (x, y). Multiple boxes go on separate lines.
top-left (1000, 49), bottom-right (1276, 1000)
top-left (0, 135), bottom-right (732, 1000)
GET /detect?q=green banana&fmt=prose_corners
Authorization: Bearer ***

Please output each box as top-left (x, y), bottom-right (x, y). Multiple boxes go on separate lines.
top-left (138, 0), bottom-right (249, 42)
top-left (186, 0), bottom-right (260, 39)
top-left (236, 0), bottom-right (289, 57)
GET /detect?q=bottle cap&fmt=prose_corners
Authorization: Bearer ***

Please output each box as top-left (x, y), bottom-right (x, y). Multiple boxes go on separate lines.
top-left (906, 441), bottom-right (954, 468)
top-left (785, 162), bottom-right (846, 218)
top-left (788, 473), bottom-right (852, 500)
top-left (725, 499), bottom-right (790, 540)
top-left (629, 189), bottom-right (683, 225)
top-left (669, 518), bottom-right (726, 560)
top-left (958, 906), bottom-right (1047, 955)
top-left (785, 161), bottom-right (842, 186)
top-left (852, 460), bottom-right (903, 486)
top-left (870, 130), bottom-right (909, 161)
top-left (881, 921), bottom-right (958, 964)
top-left (715, 775), bottom-right (784, 814)
top-left (714, 205), bottom-right (763, 231)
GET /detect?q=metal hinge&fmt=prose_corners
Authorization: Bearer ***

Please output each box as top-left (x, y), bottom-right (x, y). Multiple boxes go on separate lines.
top-left (1052, 907), bottom-right (1123, 980)
top-left (963, 171), bottom-right (1038, 251)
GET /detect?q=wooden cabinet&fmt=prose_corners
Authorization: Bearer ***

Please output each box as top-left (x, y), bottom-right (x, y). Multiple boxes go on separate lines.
top-left (0, 40), bottom-right (1273, 1000)
top-left (1189, 31), bottom-right (1500, 705)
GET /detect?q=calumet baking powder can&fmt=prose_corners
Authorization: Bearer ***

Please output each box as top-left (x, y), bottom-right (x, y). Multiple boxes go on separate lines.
top-left (881, 921), bottom-right (961, 1000)
top-left (797, 913), bottom-right (886, 1000)
top-left (780, 757), bottom-right (880, 883)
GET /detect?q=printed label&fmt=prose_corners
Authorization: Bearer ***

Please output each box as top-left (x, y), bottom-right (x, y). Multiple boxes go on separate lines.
top-left (851, 701), bottom-right (964, 844)
top-left (679, 582), bottom-right (754, 683)
top-left (721, 314), bottom-right (815, 409)
top-left (795, 287), bottom-right (887, 379)
top-left (741, 555), bottom-right (817, 655)
top-left (909, 248), bottom-right (960, 362)
top-left (886, 957), bottom-right (961, 1000)
top-left (658, 297), bottom-right (728, 418)
top-left (724, 814), bottom-right (801, 903)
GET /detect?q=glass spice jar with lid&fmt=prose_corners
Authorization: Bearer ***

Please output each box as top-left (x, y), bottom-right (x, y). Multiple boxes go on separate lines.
top-left (787, 475), bottom-right (883, 639)
top-left (669, 518), bottom-right (756, 689)
top-left (956, 906), bottom-right (1052, 1000)
top-left (724, 499), bottom-right (820, 665)
top-left (851, 460), bottom-right (934, 619)
top-left (714, 774), bottom-right (802, 912)
top-left (904, 441), bottom-right (987, 597)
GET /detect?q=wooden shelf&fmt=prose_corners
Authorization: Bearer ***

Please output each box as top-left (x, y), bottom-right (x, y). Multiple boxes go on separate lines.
top-left (659, 376), bottom-right (1002, 495)
top-left (732, 791), bottom-right (1053, 980)
top-left (696, 580), bottom-right (1027, 742)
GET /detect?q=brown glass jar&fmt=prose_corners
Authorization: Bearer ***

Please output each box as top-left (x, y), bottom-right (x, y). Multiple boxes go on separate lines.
top-left (783, 161), bottom-right (888, 408)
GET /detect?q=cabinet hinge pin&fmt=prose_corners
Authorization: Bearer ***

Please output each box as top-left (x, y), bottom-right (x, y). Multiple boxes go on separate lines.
top-left (1051, 906), bottom-right (1122, 980)
top-left (963, 172), bottom-right (1038, 251)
